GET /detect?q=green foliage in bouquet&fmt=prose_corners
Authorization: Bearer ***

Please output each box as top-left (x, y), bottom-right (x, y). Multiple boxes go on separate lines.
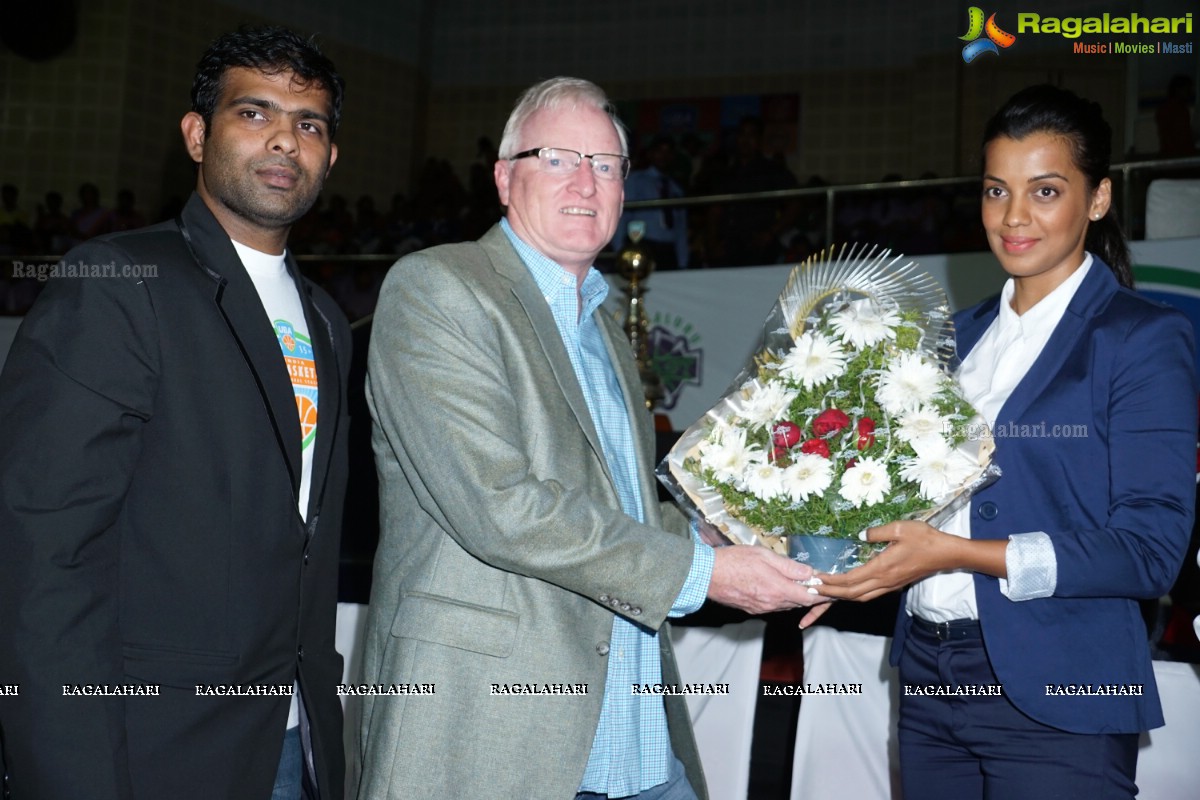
top-left (670, 246), bottom-right (989, 554)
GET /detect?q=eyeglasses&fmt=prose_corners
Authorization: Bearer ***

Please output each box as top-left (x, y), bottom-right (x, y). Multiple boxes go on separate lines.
top-left (509, 147), bottom-right (630, 181)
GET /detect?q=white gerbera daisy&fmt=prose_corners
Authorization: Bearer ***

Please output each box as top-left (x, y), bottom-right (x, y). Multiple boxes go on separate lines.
top-left (740, 379), bottom-right (799, 429)
top-left (838, 457), bottom-right (893, 508)
top-left (900, 438), bottom-right (976, 500)
top-left (779, 332), bottom-right (847, 389)
top-left (781, 453), bottom-right (834, 502)
top-left (876, 353), bottom-right (943, 415)
top-left (741, 461), bottom-right (787, 501)
top-left (830, 298), bottom-right (901, 349)
top-left (896, 406), bottom-right (951, 449)
top-left (699, 426), bottom-right (762, 483)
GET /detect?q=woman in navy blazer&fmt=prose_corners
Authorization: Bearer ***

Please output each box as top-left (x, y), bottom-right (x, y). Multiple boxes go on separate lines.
top-left (814, 85), bottom-right (1197, 799)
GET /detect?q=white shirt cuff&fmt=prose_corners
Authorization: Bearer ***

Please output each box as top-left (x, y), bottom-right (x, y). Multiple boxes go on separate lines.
top-left (1000, 531), bottom-right (1057, 601)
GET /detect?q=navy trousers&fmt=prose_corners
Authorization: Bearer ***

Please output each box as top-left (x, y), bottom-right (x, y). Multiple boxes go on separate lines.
top-left (898, 620), bottom-right (1139, 800)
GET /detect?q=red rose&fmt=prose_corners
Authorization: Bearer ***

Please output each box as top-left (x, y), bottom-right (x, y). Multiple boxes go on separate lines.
top-left (771, 421), bottom-right (802, 448)
top-left (770, 445), bottom-right (791, 464)
top-left (812, 408), bottom-right (851, 437)
top-left (800, 439), bottom-right (831, 459)
top-left (857, 417), bottom-right (876, 450)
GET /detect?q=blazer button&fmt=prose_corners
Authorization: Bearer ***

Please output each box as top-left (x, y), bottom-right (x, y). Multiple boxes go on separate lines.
top-left (620, 603), bottom-right (631, 612)
top-left (978, 501), bottom-right (999, 521)
top-left (303, 551), bottom-right (310, 566)
top-left (599, 594), bottom-right (610, 603)
top-left (609, 598), bottom-right (621, 608)
top-left (297, 645), bottom-right (305, 661)
top-left (596, 642), bottom-right (610, 656)
top-left (630, 607), bottom-right (642, 617)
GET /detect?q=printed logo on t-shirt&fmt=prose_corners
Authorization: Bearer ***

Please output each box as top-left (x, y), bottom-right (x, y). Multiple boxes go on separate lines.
top-left (275, 319), bottom-right (318, 450)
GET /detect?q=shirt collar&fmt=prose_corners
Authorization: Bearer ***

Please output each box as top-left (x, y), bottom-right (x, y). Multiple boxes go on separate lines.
top-left (996, 252), bottom-right (1093, 340)
top-left (500, 217), bottom-right (609, 321)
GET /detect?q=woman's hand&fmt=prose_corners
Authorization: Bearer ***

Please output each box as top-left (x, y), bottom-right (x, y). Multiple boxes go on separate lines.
top-left (812, 521), bottom-right (1006, 602)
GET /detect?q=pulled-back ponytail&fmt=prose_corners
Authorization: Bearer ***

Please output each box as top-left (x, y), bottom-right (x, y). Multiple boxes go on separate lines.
top-left (982, 85), bottom-right (1133, 288)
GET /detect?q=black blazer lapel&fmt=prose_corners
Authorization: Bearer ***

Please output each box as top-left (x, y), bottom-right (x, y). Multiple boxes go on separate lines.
top-left (294, 263), bottom-right (341, 528)
top-left (177, 193), bottom-right (303, 499)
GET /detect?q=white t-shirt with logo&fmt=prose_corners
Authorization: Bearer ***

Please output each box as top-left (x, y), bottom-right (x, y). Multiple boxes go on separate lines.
top-left (233, 240), bottom-right (317, 732)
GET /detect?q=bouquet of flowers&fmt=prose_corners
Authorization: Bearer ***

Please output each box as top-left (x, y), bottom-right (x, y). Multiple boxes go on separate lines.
top-left (658, 245), bottom-right (998, 573)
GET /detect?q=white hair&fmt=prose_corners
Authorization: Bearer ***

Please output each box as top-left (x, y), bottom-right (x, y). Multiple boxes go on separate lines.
top-left (497, 76), bottom-right (629, 159)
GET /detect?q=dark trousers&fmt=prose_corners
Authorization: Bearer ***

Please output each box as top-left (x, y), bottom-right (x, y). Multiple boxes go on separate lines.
top-left (898, 620), bottom-right (1139, 800)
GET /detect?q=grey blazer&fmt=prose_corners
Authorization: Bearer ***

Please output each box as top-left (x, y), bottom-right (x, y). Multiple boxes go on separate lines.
top-left (355, 224), bottom-right (706, 799)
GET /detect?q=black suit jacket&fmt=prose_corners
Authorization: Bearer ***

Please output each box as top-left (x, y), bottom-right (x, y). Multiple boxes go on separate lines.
top-left (0, 193), bottom-right (350, 799)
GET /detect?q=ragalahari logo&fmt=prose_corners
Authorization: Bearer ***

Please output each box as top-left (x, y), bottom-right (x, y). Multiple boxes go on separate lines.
top-left (959, 7), bottom-right (1017, 62)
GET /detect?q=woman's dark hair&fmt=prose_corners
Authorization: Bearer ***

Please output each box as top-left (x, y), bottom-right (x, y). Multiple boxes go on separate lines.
top-left (982, 84), bottom-right (1133, 288)
top-left (190, 26), bottom-right (345, 139)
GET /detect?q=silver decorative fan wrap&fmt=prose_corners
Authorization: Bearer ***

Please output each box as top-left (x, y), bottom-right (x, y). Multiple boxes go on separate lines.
top-left (654, 243), bottom-right (986, 556)
top-left (780, 243), bottom-right (955, 370)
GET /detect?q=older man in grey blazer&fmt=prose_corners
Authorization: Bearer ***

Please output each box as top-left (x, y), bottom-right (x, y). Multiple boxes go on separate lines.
top-left (357, 76), bottom-right (824, 800)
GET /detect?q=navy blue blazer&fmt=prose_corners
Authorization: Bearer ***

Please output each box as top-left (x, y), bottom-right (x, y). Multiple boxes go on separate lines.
top-left (891, 257), bottom-right (1197, 734)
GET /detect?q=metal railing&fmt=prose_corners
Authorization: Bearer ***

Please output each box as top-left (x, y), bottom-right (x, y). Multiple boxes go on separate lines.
top-left (620, 154), bottom-right (1200, 250)
top-left (4, 154), bottom-right (1198, 317)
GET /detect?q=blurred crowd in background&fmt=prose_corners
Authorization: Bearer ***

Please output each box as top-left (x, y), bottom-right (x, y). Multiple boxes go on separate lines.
top-left (3, 71), bottom-right (1196, 321)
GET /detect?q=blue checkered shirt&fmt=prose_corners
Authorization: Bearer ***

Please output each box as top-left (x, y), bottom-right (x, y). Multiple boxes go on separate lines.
top-left (500, 220), bottom-right (713, 796)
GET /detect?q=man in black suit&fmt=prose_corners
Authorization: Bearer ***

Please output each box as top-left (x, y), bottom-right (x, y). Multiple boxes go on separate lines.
top-left (0, 26), bottom-right (350, 800)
